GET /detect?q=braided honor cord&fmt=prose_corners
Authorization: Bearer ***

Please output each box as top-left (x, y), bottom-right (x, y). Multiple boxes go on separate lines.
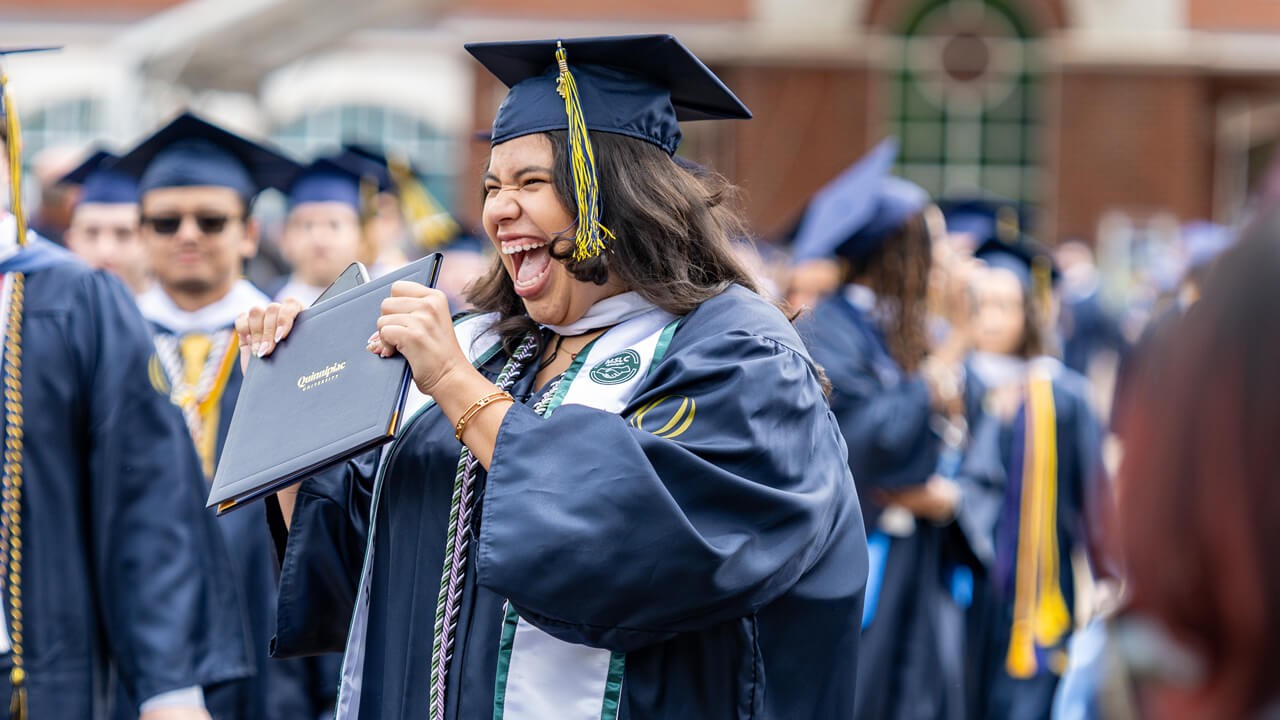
top-left (0, 275), bottom-right (26, 720)
top-left (429, 332), bottom-right (550, 720)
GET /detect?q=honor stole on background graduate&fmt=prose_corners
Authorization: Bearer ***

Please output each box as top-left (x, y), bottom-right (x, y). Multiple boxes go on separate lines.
top-left (151, 330), bottom-right (239, 478)
top-left (1003, 363), bottom-right (1072, 677)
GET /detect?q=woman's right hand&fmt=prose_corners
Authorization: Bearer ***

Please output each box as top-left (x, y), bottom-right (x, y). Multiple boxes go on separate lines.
top-left (234, 297), bottom-right (305, 374)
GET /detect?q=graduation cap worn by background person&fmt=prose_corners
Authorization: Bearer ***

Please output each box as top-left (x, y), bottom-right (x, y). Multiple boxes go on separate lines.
top-left (286, 156), bottom-right (362, 211)
top-left (339, 143), bottom-right (460, 250)
top-left (974, 235), bottom-right (1061, 313)
top-left (938, 195), bottom-right (1031, 249)
top-left (113, 111), bottom-right (299, 200)
top-left (1180, 220), bottom-right (1233, 272)
top-left (465, 34), bottom-right (752, 260)
top-left (790, 137), bottom-right (931, 264)
top-left (59, 150), bottom-right (139, 206)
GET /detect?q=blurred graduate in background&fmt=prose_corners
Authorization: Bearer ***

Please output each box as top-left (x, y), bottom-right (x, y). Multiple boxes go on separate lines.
top-left (115, 111), bottom-right (338, 720)
top-left (794, 138), bottom-right (1005, 720)
top-left (963, 230), bottom-right (1112, 719)
top-left (59, 149), bottom-right (151, 295)
top-left (274, 155), bottom-right (367, 305)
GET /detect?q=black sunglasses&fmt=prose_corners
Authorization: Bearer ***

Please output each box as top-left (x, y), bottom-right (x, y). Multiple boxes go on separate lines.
top-left (142, 213), bottom-right (241, 236)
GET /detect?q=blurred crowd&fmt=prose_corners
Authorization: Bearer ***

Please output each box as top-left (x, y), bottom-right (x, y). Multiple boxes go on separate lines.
top-left (8, 85), bottom-right (1279, 718)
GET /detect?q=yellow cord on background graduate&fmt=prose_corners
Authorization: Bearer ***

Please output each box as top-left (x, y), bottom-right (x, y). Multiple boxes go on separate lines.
top-left (3, 75), bottom-right (25, 249)
top-left (554, 41), bottom-right (614, 261)
top-left (1005, 366), bottom-right (1071, 678)
top-left (0, 70), bottom-right (27, 720)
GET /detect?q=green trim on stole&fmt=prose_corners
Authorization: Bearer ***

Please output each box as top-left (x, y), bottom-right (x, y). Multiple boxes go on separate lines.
top-left (492, 324), bottom-right (671, 719)
top-left (646, 318), bottom-right (682, 378)
top-left (492, 603), bottom-right (520, 720)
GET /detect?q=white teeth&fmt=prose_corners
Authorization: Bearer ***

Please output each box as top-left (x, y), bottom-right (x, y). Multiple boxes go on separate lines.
top-left (501, 239), bottom-right (549, 255)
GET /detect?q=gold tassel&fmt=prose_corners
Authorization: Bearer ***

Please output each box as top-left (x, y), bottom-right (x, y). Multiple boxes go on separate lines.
top-left (1, 74), bottom-right (26, 248)
top-left (1004, 383), bottom-right (1043, 678)
top-left (1030, 368), bottom-right (1071, 649)
top-left (7, 668), bottom-right (23, 720)
top-left (386, 154), bottom-right (460, 251)
top-left (553, 41), bottom-right (614, 261)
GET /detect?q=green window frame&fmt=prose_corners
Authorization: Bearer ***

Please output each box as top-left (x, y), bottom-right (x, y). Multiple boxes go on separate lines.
top-left (890, 0), bottom-right (1040, 204)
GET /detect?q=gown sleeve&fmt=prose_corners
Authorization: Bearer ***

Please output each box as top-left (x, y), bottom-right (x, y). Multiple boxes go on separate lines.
top-left (1058, 380), bottom-right (1115, 580)
top-left (77, 270), bottom-right (252, 705)
top-left (476, 328), bottom-right (859, 653)
top-left (949, 408), bottom-right (1007, 570)
top-left (804, 319), bottom-right (939, 493)
top-left (270, 450), bottom-right (378, 658)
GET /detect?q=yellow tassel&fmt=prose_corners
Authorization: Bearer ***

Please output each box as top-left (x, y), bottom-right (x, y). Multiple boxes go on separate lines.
top-left (1031, 368), bottom-right (1071, 647)
top-left (8, 667), bottom-right (24, 720)
top-left (1, 74), bottom-right (26, 248)
top-left (1006, 620), bottom-right (1038, 679)
top-left (387, 153), bottom-right (460, 251)
top-left (554, 41), bottom-right (614, 261)
top-left (1004, 380), bottom-right (1043, 678)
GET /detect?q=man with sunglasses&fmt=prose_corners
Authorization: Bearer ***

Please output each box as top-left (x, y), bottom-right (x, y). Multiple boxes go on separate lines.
top-left (0, 75), bottom-right (255, 716)
top-left (116, 112), bottom-right (334, 720)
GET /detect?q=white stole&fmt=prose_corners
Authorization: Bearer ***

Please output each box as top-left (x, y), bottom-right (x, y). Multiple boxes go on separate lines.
top-left (335, 307), bottom-right (680, 720)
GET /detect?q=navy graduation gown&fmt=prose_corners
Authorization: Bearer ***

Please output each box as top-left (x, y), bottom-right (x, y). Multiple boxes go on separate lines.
top-left (0, 252), bottom-right (250, 717)
top-left (272, 285), bottom-right (867, 719)
top-left (967, 362), bottom-right (1106, 720)
top-left (148, 320), bottom-right (337, 720)
top-left (797, 293), bottom-right (1004, 720)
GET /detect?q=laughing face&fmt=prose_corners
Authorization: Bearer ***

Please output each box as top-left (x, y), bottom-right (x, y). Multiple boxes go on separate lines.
top-left (482, 133), bottom-right (625, 327)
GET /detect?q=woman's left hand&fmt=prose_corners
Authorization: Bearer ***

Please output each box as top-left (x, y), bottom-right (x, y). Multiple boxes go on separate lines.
top-left (372, 281), bottom-right (471, 395)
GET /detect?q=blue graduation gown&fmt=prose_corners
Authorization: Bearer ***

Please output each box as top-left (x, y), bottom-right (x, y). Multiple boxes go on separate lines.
top-left (967, 362), bottom-right (1106, 720)
top-left (0, 246), bottom-right (251, 717)
top-left (797, 293), bottom-right (1004, 720)
top-left (272, 285), bottom-right (867, 719)
top-left (148, 320), bottom-right (338, 720)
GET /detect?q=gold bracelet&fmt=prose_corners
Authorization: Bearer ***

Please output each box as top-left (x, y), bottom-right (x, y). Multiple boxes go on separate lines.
top-left (454, 391), bottom-right (514, 442)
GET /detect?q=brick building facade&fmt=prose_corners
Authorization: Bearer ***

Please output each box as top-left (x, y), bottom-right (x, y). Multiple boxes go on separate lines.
top-left (1, 0), bottom-right (1278, 245)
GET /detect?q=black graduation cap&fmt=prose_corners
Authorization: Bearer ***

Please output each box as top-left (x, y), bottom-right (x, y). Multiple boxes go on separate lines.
top-left (465, 34), bottom-right (751, 260)
top-left (937, 195), bottom-right (1032, 245)
top-left (338, 144), bottom-right (396, 193)
top-left (286, 157), bottom-right (361, 211)
top-left (792, 138), bottom-right (930, 263)
top-left (113, 112), bottom-right (299, 200)
top-left (60, 150), bottom-right (139, 206)
top-left (466, 34), bottom-right (751, 156)
top-left (974, 236), bottom-right (1060, 292)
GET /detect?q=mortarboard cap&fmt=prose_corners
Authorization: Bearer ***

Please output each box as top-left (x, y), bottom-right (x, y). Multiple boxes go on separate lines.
top-left (792, 137), bottom-right (931, 263)
top-left (974, 236), bottom-right (1060, 293)
top-left (1181, 220), bottom-right (1233, 271)
top-left (938, 195), bottom-right (1031, 245)
top-left (114, 112), bottom-right (299, 200)
top-left (287, 157), bottom-right (361, 211)
top-left (60, 150), bottom-right (139, 206)
top-left (466, 34), bottom-right (751, 261)
top-left (338, 144), bottom-right (396, 193)
top-left (466, 34), bottom-right (751, 156)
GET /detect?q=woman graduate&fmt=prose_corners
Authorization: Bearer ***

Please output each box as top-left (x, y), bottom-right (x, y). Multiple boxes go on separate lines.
top-left (964, 235), bottom-right (1109, 719)
top-left (793, 139), bottom-right (1005, 720)
top-left (240, 35), bottom-right (867, 720)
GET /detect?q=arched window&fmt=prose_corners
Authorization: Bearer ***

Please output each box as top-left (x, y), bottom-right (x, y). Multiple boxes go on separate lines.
top-left (272, 104), bottom-right (458, 209)
top-left (890, 0), bottom-right (1040, 203)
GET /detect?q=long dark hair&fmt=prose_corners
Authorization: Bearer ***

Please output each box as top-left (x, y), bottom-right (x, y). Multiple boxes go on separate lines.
top-left (1014, 281), bottom-right (1057, 359)
top-left (1114, 214), bottom-right (1280, 719)
top-left (467, 130), bottom-right (756, 354)
top-left (847, 213), bottom-right (932, 373)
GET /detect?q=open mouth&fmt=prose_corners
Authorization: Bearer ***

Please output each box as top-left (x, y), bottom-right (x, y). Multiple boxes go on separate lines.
top-left (505, 238), bottom-right (553, 298)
